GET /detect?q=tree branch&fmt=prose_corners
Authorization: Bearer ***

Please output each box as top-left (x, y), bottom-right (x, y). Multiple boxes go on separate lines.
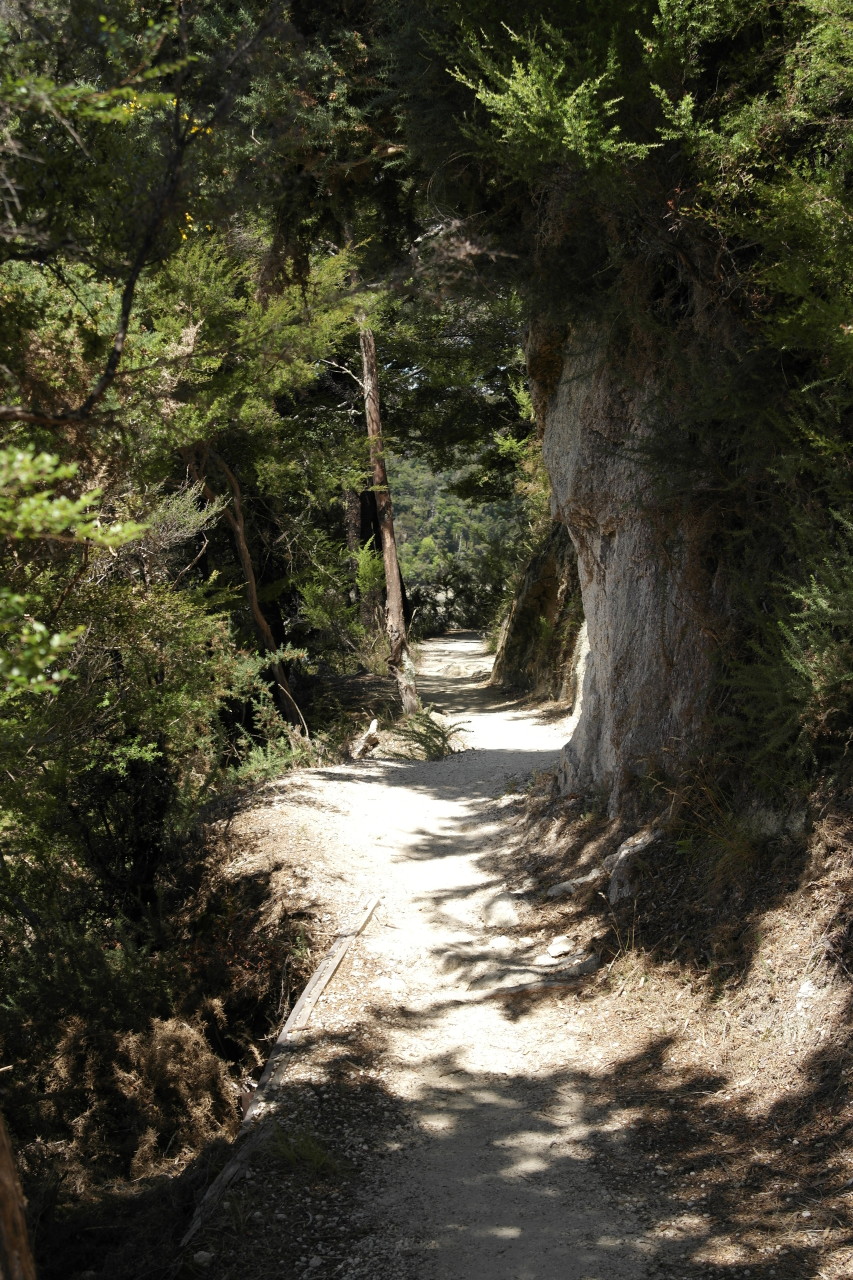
top-left (181, 446), bottom-right (309, 735)
top-left (0, 8), bottom-right (290, 429)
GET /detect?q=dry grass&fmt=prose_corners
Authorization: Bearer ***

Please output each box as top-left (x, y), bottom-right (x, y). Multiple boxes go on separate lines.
top-left (7, 819), bottom-right (322, 1280)
top-left (494, 772), bottom-right (853, 1279)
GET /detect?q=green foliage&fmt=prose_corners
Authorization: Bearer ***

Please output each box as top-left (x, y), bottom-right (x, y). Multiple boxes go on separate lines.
top-left (139, 236), bottom-right (363, 447)
top-left (780, 513), bottom-right (853, 753)
top-left (370, 291), bottom-right (530, 472)
top-left (355, 542), bottom-right (386, 597)
top-left (0, 447), bottom-right (144, 691)
top-left (399, 0), bottom-right (853, 790)
top-left (393, 706), bottom-right (466, 760)
top-left (393, 452), bottom-right (529, 633)
top-left (13, 0), bottom-right (853, 1257)
top-left (454, 23), bottom-right (655, 180)
top-left (267, 1128), bottom-right (346, 1177)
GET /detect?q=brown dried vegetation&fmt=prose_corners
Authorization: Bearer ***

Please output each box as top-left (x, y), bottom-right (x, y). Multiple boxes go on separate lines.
top-left (496, 770), bottom-right (853, 1278)
top-left (3, 821), bottom-right (318, 1280)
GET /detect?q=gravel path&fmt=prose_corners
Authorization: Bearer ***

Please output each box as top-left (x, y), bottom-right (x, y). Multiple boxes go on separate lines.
top-left (195, 634), bottom-right (653, 1279)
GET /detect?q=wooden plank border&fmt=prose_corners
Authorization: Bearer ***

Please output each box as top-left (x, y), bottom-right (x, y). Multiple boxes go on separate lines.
top-left (240, 894), bottom-right (379, 1130)
top-left (180, 894), bottom-right (379, 1249)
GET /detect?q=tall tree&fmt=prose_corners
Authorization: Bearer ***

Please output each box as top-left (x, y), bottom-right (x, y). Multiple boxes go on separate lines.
top-left (359, 324), bottom-right (418, 712)
top-left (381, 0), bottom-right (853, 808)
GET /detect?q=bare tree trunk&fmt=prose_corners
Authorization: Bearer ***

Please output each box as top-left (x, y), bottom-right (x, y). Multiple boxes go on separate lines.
top-left (182, 447), bottom-right (309, 735)
top-left (344, 490), bottom-right (362, 558)
top-left (0, 1112), bottom-right (36, 1280)
top-left (358, 326), bottom-right (419, 713)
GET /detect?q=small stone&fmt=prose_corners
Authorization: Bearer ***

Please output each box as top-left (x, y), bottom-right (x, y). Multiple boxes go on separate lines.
top-left (488, 935), bottom-right (515, 952)
top-left (534, 953), bottom-right (560, 967)
top-left (801, 1210), bottom-right (812, 1219)
top-left (482, 892), bottom-right (518, 928)
top-left (546, 869), bottom-right (604, 899)
top-left (193, 1252), bottom-right (214, 1268)
top-left (308, 1258), bottom-right (323, 1269)
top-left (547, 934), bottom-right (574, 958)
top-left (546, 879), bottom-right (577, 899)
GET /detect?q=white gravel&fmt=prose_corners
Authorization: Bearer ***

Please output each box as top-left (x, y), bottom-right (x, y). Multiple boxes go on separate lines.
top-left (231, 634), bottom-right (655, 1280)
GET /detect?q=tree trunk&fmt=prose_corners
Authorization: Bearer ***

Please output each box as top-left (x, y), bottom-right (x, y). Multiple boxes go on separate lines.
top-left (358, 326), bottom-right (419, 713)
top-left (529, 318), bottom-right (723, 819)
top-left (0, 1112), bottom-right (36, 1280)
top-left (182, 447), bottom-right (308, 735)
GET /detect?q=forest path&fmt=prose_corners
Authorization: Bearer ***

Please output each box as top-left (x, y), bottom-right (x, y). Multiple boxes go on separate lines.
top-left (212, 634), bottom-right (653, 1279)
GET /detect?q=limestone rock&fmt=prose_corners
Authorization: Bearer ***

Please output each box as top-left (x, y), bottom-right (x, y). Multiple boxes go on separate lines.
top-left (489, 522), bottom-right (582, 698)
top-left (547, 934), bottom-right (574, 957)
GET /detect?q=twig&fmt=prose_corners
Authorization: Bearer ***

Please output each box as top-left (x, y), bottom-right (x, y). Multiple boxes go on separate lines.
top-left (320, 358), bottom-right (363, 389)
top-left (172, 534), bottom-right (209, 585)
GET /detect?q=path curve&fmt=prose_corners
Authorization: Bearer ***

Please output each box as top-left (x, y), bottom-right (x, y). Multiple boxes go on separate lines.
top-left (230, 634), bottom-right (652, 1279)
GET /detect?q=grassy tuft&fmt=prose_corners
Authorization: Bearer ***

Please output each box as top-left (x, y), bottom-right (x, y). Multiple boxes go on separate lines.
top-left (392, 706), bottom-right (466, 760)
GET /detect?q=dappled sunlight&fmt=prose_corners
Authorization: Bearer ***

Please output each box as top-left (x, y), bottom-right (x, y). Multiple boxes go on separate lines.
top-left (344, 975), bottom-right (845, 1278)
top-left (170, 635), bottom-right (853, 1279)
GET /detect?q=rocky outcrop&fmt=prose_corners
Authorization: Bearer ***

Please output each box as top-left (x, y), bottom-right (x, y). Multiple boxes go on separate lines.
top-left (534, 322), bottom-right (723, 817)
top-left (490, 521), bottom-right (583, 700)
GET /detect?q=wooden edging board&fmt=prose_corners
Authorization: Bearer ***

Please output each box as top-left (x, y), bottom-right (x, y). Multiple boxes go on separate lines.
top-left (180, 894), bottom-right (380, 1249)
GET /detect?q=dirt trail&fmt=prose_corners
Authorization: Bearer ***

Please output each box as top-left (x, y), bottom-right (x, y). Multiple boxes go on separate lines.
top-left (202, 634), bottom-right (654, 1278)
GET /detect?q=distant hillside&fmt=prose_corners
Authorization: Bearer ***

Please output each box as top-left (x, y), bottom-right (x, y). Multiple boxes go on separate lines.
top-left (390, 453), bottom-right (530, 632)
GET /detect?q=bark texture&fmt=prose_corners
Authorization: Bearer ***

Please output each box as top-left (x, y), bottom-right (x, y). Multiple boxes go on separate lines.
top-left (359, 326), bottom-right (419, 714)
top-left (0, 1113), bottom-right (36, 1280)
top-left (534, 323), bottom-right (722, 817)
top-left (490, 522), bottom-right (582, 701)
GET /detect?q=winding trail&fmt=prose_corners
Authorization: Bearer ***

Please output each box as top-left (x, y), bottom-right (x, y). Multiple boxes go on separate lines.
top-left (231, 634), bottom-right (652, 1279)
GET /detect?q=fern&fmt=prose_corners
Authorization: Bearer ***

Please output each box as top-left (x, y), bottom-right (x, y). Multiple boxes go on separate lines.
top-left (393, 706), bottom-right (466, 761)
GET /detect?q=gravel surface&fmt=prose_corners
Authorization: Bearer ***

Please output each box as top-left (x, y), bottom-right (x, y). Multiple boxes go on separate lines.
top-left (181, 634), bottom-right (656, 1280)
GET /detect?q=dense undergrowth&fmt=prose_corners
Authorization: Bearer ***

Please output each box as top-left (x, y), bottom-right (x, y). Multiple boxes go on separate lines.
top-left (3, 0), bottom-right (853, 1274)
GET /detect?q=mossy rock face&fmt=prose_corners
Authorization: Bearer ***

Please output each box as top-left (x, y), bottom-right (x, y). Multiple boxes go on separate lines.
top-left (491, 522), bottom-right (582, 699)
